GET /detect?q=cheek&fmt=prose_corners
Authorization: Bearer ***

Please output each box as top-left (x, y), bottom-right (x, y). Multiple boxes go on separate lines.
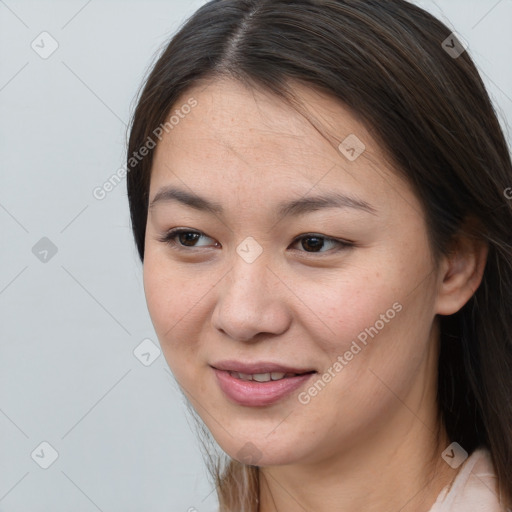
top-left (302, 264), bottom-right (404, 356)
top-left (317, 287), bottom-right (436, 420)
top-left (143, 259), bottom-right (173, 339)
top-left (143, 253), bottom-right (197, 356)
top-left (142, 249), bottom-right (219, 385)
top-left (306, 252), bottom-right (435, 393)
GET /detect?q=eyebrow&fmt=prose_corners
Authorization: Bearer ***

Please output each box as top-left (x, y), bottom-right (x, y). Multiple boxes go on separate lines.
top-left (149, 185), bottom-right (377, 218)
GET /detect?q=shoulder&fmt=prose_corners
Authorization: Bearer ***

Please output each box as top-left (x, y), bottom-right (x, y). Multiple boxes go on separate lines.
top-left (428, 447), bottom-right (508, 512)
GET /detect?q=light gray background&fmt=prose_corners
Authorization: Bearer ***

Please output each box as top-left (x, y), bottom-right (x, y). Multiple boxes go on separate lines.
top-left (0, 1), bottom-right (510, 511)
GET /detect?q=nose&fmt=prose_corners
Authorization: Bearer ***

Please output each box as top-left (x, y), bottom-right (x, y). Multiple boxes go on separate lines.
top-left (211, 255), bottom-right (292, 343)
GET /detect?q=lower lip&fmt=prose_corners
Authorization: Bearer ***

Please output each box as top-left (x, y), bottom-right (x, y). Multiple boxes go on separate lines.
top-left (213, 368), bottom-right (316, 407)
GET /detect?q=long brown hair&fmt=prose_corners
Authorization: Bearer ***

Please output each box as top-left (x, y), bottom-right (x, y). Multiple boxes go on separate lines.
top-left (126, 0), bottom-right (512, 509)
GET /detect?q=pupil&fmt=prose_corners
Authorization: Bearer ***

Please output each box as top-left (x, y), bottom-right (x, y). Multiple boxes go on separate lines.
top-left (180, 232), bottom-right (199, 246)
top-left (303, 237), bottom-right (323, 252)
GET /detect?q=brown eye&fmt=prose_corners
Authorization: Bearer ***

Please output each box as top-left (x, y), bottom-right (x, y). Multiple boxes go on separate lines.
top-left (157, 228), bottom-right (353, 255)
top-left (299, 236), bottom-right (325, 252)
top-left (158, 228), bottom-right (217, 249)
top-left (291, 234), bottom-right (353, 254)
top-left (175, 231), bottom-right (201, 247)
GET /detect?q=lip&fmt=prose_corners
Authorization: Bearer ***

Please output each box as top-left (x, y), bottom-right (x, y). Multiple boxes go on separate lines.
top-left (211, 361), bottom-right (317, 407)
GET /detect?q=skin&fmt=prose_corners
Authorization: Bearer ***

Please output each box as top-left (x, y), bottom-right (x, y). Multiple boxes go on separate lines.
top-left (143, 78), bottom-right (488, 512)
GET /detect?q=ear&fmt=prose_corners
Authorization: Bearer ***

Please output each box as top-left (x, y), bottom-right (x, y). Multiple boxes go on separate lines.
top-left (435, 218), bottom-right (489, 316)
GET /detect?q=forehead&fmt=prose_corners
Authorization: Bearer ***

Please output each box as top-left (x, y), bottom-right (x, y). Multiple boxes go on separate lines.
top-left (154, 78), bottom-right (372, 165)
top-left (149, 78), bottom-right (413, 217)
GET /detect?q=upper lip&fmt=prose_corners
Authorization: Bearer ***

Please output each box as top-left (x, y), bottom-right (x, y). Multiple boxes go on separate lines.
top-left (211, 360), bottom-right (316, 374)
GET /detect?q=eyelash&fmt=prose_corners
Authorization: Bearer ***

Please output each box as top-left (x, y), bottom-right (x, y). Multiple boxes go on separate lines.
top-left (157, 228), bottom-right (353, 256)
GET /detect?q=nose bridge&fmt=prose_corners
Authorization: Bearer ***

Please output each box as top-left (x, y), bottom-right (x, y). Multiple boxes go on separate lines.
top-left (229, 234), bottom-right (273, 296)
top-left (212, 243), bottom-right (290, 341)
top-left (230, 246), bottom-right (272, 298)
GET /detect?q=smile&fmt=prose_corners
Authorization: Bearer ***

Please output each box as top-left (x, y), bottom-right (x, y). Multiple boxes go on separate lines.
top-left (228, 371), bottom-right (305, 382)
top-left (211, 363), bottom-right (317, 407)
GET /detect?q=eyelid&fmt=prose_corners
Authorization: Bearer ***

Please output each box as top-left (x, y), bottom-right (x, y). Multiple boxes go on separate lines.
top-left (157, 228), bottom-right (217, 248)
top-left (157, 227), bottom-right (354, 255)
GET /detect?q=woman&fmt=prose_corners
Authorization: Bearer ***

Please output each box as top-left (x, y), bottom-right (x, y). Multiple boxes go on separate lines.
top-left (126, 0), bottom-right (512, 510)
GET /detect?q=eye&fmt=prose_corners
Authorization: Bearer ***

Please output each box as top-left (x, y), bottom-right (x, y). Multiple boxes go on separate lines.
top-left (157, 228), bottom-right (353, 255)
top-left (290, 233), bottom-right (352, 254)
top-left (158, 228), bottom-right (218, 250)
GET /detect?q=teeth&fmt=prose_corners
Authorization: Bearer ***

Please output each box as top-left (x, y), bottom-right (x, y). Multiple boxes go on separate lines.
top-left (253, 373), bottom-right (271, 382)
top-left (229, 371), bottom-right (297, 381)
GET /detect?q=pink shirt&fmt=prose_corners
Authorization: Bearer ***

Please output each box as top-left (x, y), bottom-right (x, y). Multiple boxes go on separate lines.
top-left (428, 448), bottom-right (509, 511)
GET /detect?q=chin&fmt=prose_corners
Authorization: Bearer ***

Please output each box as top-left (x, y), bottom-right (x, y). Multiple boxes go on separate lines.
top-left (209, 427), bottom-right (307, 467)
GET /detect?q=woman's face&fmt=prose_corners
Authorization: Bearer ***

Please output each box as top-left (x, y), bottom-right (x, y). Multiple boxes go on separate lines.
top-left (143, 78), bottom-right (445, 466)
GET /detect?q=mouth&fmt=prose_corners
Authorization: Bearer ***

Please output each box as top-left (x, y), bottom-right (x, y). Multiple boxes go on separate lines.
top-left (210, 360), bottom-right (317, 406)
top-left (211, 360), bottom-right (316, 375)
top-left (225, 370), bottom-right (315, 382)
